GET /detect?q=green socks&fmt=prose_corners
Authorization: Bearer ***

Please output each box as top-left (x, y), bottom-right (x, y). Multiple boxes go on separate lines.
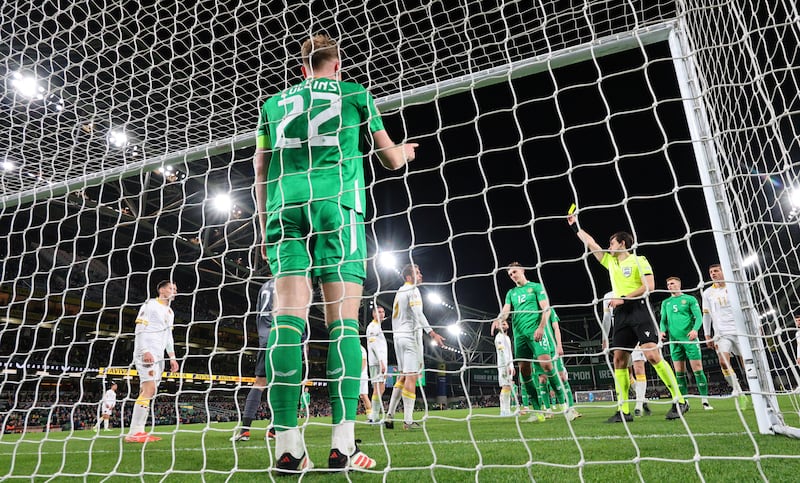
top-left (327, 319), bottom-right (361, 424)
top-left (694, 370), bottom-right (709, 397)
top-left (676, 371), bottom-right (688, 396)
top-left (520, 374), bottom-right (541, 410)
top-left (265, 315), bottom-right (304, 432)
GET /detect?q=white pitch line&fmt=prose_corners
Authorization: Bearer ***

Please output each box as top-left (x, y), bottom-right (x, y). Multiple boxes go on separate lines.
top-left (2, 431), bottom-right (750, 457)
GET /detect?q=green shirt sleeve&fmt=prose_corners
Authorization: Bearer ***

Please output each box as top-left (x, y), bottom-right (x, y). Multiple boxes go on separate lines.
top-left (659, 299), bottom-right (668, 333)
top-left (363, 91), bottom-right (385, 133)
top-left (256, 102), bottom-right (271, 149)
top-left (689, 296), bottom-right (703, 332)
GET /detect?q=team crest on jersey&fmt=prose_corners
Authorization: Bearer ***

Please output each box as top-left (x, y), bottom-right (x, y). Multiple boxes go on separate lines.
top-left (527, 288), bottom-right (533, 293)
top-left (681, 300), bottom-right (687, 305)
top-left (622, 267), bottom-right (632, 277)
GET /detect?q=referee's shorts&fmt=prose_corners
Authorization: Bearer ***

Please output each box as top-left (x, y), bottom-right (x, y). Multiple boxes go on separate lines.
top-left (611, 299), bottom-right (659, 351)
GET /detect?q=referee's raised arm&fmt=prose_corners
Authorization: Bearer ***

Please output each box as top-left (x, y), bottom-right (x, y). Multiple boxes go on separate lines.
top-left (567, 213), bottom-right (605, 262)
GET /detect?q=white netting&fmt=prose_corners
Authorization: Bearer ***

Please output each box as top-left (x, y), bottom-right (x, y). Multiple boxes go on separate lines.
top-left (2, 0), bottom-right (800, 480)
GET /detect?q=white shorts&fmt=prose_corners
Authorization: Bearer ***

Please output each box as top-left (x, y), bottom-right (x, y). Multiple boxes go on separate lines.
top-left (369, 365), bottom-right (385, 384)
top-left (101, 406), bottom-right (113, 416)
top-left (394, 336), bottom-right (422, 374)
top-left (498, 368), bottom-right (513, 387)
top-left (135, 354), bottom-right (164, 385)
top-left (360, 377), bottom-right (369, 395)
top-left (715, 334), bottom-right (741, 356)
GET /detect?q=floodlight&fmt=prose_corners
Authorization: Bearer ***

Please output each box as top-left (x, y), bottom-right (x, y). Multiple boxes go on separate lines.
top-left (377, 251), bottom-right (397, 270)
top-left (427, 292), bottom-right (443, 305)
top-left (11, 71), bottom-right (44, 100)
top-left (212, 193), bottom-right (233, 212)
top-left (790, 189), bottom-right (800, 209)
top-left (447, 324), bottom-right (461, 335)
top-left (107, 129), bottom-right (129, 148)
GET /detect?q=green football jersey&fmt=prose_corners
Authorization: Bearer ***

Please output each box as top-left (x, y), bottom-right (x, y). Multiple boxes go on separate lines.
top-left (504, 282), bottom-right (548, 334)
top-left (257, 78), bottom-right (384, 213)
top-left (659, 294), bottom-right (703, 339)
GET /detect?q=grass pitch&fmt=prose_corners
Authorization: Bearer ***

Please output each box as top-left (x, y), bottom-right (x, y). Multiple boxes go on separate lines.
top-left (2, 397), bottom-right (799, 482)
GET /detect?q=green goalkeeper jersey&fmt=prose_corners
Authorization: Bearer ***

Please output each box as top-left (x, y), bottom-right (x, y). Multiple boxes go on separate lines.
top-left (659, 294), bottom-right (703, 339)
top-left (257, 78), bottom-right (385, 213)
top-left (505, 282), bottom-right (549, 334)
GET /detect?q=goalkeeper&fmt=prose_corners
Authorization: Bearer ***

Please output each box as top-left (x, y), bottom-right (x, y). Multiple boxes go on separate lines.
top-left (253, 34), bottom-right (416, 474)
top-left (660, 276), bottom-right (713, 410)
top-left (567, 214), bottom-right (687, 422)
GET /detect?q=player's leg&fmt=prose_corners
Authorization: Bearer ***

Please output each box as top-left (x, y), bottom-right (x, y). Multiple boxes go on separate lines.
top-left (386, 371), bottom-right (404, 427)
top-left (514, 334), bottom-right (543, 419)
top-left (556, 358), bottom-right (581, 420)
top-left (610, 347), bottom-right (633, 421)
top-left (369, 366), bottom-right (385, 422)
top-left (631, 353), bottom-right (647, 416)
top-left (537, 353), bottom-right (565, 414)
top-left (264, 206), bottom-right (313, 472)
top-left (639, 329), bottom-right (686, 408)
top-left (609, 321), bottom-right (636, 422)
top-left (103, 413), bottom-right (109, 430)
top-left (233, 371), bottom-right (266, 441)
top-left (93, 408), bottom-right (102, 430)
top-left (359, 375), bottom-right (372, 419)
top-left (266, 275), bottom-right (310, 467)
top-left (670, 344), bottom-right (689, 398)
top-left (688, 355), bottom-right (712, 409)
top-left (321, 278), bottom-right (371, 467)
top-left (127, 357), bottom-right (158, 437)
top-left (401, 369), bottom-right (419, 429)
top-left (716, 336), bottom-right (747, 408)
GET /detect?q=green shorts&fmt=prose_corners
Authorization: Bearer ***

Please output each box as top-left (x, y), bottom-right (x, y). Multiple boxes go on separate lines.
top-left (265, 201), bottom-right (366, 283)
top-left (514, 331), bottom-right (555, 375)
top-left (669, 339), bottom-right (702, 362)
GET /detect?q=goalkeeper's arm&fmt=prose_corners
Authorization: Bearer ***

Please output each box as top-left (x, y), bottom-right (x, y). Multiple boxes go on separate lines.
top-left (373, 130), bottom-right (418, 170)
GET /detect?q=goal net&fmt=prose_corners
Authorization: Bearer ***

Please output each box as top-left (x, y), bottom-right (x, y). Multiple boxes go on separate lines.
top-left (2, 0), bottom-right (799, 480)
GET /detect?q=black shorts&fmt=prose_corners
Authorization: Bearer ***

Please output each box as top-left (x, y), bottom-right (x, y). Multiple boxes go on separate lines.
top-left (610, 299), bottom-right (659, 351)
top-left (254, 346), bottom-right (267, 378)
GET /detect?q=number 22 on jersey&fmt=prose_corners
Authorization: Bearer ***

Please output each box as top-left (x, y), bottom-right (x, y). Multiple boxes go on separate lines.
top-left (274, 92), bottom-right (341, 149)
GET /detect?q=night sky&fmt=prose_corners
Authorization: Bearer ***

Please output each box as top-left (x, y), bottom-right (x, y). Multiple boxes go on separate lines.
top-left (362, 40), bottom-right (717, 321)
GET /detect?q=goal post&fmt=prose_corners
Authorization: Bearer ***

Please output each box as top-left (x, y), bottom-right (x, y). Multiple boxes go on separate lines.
top-left (667, 22), bottom-right (787, 437)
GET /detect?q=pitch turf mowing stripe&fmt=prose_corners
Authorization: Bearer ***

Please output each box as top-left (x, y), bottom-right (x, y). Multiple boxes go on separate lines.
top-left (3, 431), bottom-right (750, 456)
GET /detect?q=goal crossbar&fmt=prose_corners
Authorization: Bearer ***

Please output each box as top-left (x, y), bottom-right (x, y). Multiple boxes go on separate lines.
top-left (0, 22), bottom-right (675, 211)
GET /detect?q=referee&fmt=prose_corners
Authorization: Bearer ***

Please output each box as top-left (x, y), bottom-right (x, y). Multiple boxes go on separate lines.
top-left (567, 213), bottom-right (688, 422)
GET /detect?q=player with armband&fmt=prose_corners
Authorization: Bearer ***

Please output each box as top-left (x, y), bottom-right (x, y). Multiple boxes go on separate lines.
top-left (252, 34), bottom-right (418, 473)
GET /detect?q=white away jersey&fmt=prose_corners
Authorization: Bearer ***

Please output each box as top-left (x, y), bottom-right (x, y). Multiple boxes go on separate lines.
top-left (134, 298), bottom-right (176, 358)
top-left (103, 389), bottom-right (117, 409)
top-left (366, 319), bottom-right (388, 366)
top-left (495, 331), bottom-right (513, 370)
top-left (702, 284), bottom-right (737, 336)
top-left (391, 283), bottom-right (433, 339)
